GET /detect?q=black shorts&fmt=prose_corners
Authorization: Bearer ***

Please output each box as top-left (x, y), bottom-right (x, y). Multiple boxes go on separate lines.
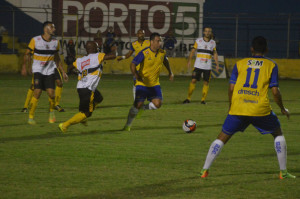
top-left (54, 68), bottom-right (62, 81)
top-left (33, 72), bottom-right (55, 90)
top-left (77, 88), bottom-right (103, 113)
top-left (192, 68), bottom-right (211, 82)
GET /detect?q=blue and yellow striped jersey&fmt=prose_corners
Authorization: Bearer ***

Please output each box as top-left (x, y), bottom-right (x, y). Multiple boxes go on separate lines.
top-left (229, 56), bottom-right (279, 116)
top-left (132, 47), bottom-right (167, 87)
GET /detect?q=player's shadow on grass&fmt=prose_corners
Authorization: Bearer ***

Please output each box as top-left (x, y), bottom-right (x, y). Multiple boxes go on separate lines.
top-left (71, 175), bottom-right (275, 199)
top-left (0, 129), bottom-right (123, 143)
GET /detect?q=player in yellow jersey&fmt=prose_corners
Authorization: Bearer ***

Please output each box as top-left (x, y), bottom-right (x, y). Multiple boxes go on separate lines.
top-left (21, 21), bottom-right (68, 124)
top-left (183, 26), bottom-right (219, 104)
top-left (117, 29), bottom-right (150, 98)
top-left (123, 32), bottom-right (174, 131)
top-left (199, 36), bottom-right (295, 179)
top-left (58, 41), bottom-right (116, 132)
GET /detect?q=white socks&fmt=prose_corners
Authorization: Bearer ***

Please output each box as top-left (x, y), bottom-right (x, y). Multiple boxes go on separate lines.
top-left (144, 102), bottom-right (157, 110)
top-left (133, 86), bottom-right (136, 100)
top-left (274, 135), bottom-right (287, 170)
top-left (203, 139), bottom-right (224, 170)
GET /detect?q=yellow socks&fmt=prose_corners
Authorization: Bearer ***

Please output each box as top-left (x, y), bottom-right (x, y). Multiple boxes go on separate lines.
top-left (49, 97), bottom-right (55, 112)
top-left (29, 97), bottom-right (38, 119)
top-left (201, 84), bottom-right (209, 102)
top-left (55, 86), bottom-right (63, 106)
top-left (24, 88), bottom-right (33, 108)
top-left (187, 82), bottom-right (196, 101)
top-left (63, 112), bottom-right (87, 128)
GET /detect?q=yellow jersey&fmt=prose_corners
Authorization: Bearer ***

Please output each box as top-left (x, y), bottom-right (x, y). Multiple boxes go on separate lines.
top-left (132, 47), bottom-right (167, 87)
top-left (229, 56), bottom-right (279, 116)
top-left (130, 40), bottom-right (150, 71)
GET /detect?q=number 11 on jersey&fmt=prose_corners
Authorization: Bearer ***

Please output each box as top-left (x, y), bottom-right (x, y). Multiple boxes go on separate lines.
top-left (243, 67), bottom-right (260, 89)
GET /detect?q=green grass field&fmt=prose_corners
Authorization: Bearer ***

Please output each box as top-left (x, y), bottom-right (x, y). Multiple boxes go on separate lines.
top-left (0, 74), bottom-right (299, 199)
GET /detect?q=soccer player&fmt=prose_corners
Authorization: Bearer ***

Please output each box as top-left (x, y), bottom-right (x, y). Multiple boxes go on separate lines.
top-left (21, 21), bottom-right (68, 124)
top-left (117, 29), bottom-right (150, 98)
top-left (200, 36), bottom-right (295, 179)
top-left (123, 32), bottom-right (174, 131)
top-left (58, 41), bottom-right (116, 132)
top-left (183, 26), bottom-right (219, 104)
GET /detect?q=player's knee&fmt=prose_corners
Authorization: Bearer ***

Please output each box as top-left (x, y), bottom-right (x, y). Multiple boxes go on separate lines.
top-left (30, 84), bottom-right (34, 90)
top-left (56, 80), bottom-right (63, 87)
top-left (152, 101), bottom-right (161, 109)
top-left (271, 128), bottom-right (283, 139)
top-left (83, 111), bottom-right (92, 118)
top-left (191, 79), bottom-right (197, 84)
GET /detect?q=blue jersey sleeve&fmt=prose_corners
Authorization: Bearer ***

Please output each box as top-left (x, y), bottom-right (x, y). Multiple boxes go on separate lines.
top-left (132, 51), bottom-right (144, 65)
top-left (269, 64), bottom-right (279, 88)
top-left (130, 43), bottom-right (135, 51)
top-left (229, 64), bottom-right (238, 84)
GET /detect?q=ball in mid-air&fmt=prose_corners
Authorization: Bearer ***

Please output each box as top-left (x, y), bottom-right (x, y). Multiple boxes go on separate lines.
top-left (182, 119), bottom-right (197, 133)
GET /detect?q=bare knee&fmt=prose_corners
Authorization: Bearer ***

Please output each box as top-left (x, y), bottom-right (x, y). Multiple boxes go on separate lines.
top-left (56, 80), bottom-right (63, 87)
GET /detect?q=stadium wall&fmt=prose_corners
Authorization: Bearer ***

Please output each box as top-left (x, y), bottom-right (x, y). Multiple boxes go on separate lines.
top-left (1, 54), bottom-right (300, 79)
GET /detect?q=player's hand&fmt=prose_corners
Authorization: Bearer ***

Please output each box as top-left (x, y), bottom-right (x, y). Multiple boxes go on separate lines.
top-left (21, 64), bottom-right (27, 76)
top-left (169, 73), bottom-right (174, 81)
top-left (63, 72), bottom-right (69, 82)
top-left (281, 108), bottom-right (290, 119)
top-left (135, 74), bottom-right (143, 82)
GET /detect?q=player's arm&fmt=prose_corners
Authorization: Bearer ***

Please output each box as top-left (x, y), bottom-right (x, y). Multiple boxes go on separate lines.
top-left (187, 48), bottom-right (196, 69)
top-left (21, 49), bottom-right (32, 76)
top-left (269, 64), bottom-right (289, 119)
top-left (131, 51), bottom-right (144, 82)
top-left (213, 49), bottom-right (219, 71)
top-left (117, 50), bottom-right (134, 61)
top-left (54, 52), bottom-right (68, 82)
top-left (228, 64), bottom-right (238, 110)
top-left (163, 56), bottom-right (174, 81)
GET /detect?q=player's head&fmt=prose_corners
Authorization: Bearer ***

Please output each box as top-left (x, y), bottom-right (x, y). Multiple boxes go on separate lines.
top-left (43, 21), bottom-right (55, 36)
top-left (251, 36), bottom-right (268, 55)
top-left (85, 41), bottom-right (98, 54)
top-left (150, 32), bottom-right (162, 51)
top-left (203, 26), bottom-right (212, 39)
top-left (136, 29), bottom-right (145, 41)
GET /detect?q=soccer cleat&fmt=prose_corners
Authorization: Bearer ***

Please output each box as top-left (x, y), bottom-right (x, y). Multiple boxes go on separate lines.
top-left (183, 99), bottom-right (190, 104)
top-left (21, 108), bottom-right (28, 113)
top-left (55, 105), bottom-right (65, 112)
top-left (136, 109), bottom-right (144, 119)
top-left (28, 118), bottom-right (36, 125)
top-left (49, 112), bottom-right (56, 123)
top-left (279, 170), bottom-right (296, 179)
top-left (123, 125), bottom-right (131, 131)
top-left (58, 123), bottom-right (67, 133)
top-left (200, 169), bottom-right (209, 178)
top-left (201, 101), bottom-right (206, 105)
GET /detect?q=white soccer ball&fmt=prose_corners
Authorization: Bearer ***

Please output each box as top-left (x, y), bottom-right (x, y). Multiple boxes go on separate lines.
top-left (182, 119), bottom-right (197, 133)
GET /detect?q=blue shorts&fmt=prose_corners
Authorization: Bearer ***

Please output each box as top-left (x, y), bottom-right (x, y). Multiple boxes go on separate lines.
top-left (222, 111), bottom-right (281, 135)
top-left (135, 85), bottom-right (163, 102)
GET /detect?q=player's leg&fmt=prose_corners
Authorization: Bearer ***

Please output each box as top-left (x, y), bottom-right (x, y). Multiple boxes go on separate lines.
top-left (132, 78), bottom-right (136, 100)
top-left (200, 115), bottom-right (249, 178)
top-left (123, 85), bottom-right (146, 131)
top-left (94, 89), bottom-right (103, 108)
top-left (59, 88), bottom-right (92, 132)
top-left (200, 70), bottom-right (212, 104)
top-left (45, 74), bottom-right (56, 123)
top-left (183, 68), bottom-right (199, 104)
top-left (252, 112), bottom-right (295, 179)
top-left (28, 73), bottom-right (43, 124)
top-left (54, 68), bottom-right (65, 112)
top-left (22, 82), bottom-right (34, 112)
top-left (144, 85), bottom-right (163, 110)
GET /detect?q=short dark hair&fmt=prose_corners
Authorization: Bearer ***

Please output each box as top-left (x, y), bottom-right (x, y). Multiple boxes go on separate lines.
top-left (203, 26), bottom-right (212, 31)
top-left (252, 36), bottom-right (268, 54)
top-left (150, 32), bottom-right (161, 41)
top-left (43, 21), bottom-right (53, 29)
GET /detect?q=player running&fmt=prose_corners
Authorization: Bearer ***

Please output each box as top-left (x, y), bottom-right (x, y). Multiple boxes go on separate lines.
top-left (123, 32), bottom-right (174, 131)
top-left (58, 41), bottom-right (116, 132)
top-left (200, 36), bottom-right (295, 179)
top-left (183, 26), bottom-right (219, 104)
top-left (21, 21), bottom-right (68, 124)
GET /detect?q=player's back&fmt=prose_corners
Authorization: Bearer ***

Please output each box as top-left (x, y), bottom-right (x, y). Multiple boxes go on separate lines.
top-left (229, 56), bottom-right (278, 116)
top-left (74, 53), bottom-right (105, 91)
